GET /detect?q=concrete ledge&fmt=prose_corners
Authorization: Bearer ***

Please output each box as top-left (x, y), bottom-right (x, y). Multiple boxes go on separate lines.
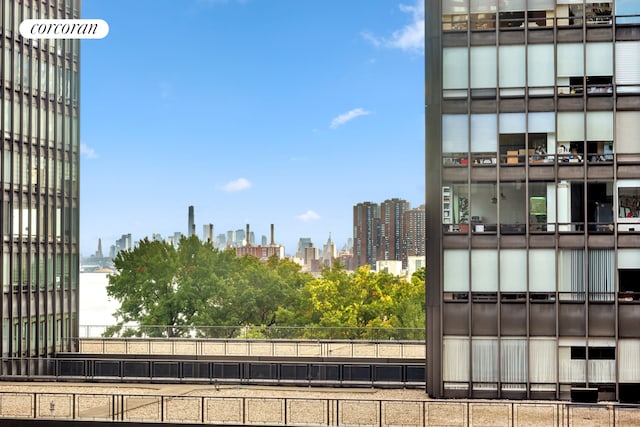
top-left (1, 385), bottom-right (639, 426)
top-left (205, 397), bottom-right (243, 424)
top-left (77, 338), bottom-right (426, 359)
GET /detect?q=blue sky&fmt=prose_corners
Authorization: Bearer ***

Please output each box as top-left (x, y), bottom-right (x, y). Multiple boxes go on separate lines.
top-left (79, 0), bottom-right (425, 256)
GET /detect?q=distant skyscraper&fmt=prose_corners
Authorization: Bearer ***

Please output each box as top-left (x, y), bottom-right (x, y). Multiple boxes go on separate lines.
top-left (235, 229), bottom-right (245, 246)
top-left (403, 204), bottom-right (425, 264)
top-left (96, 239), bottom-right (104, 258)
top-left (322, 234), bottom-right (337, 267)
top-left (113, 234), bottom-right (132, 254)
top-left (379, 198), bottom-right (411, 264)
top-left (261, 235), bottom-right (267, 246)
top-left (297, 238), bottom-right (313, 259)
top-left (304, 245), bottom-right (319, 267)
top-left (226, 230), bottom-right (235, 247)
top-left (203, 224), bottom-right (214, 243)
top-left (0, 0), bottom-right (81, 360)
top-left (216, 233), bottom-right (226, 248)
top-left (188, 206), bottom-right (195, 237)
top-left (353, 202), bottom-right (380, 268)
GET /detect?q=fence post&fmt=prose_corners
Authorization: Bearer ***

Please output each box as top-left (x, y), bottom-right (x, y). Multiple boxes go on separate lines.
top-left (511, 402), bottom-right (514, 427)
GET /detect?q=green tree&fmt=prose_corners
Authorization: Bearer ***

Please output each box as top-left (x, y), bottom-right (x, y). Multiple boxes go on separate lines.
top-left (106, 238), bottom-right (183, 337)
top-left (277, 263), bottom-right (425, 339)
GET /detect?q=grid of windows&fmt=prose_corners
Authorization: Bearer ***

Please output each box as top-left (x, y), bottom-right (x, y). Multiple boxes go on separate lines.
top-left (427, 0), bottom-right (640, 401)
top-left (0, 0), bottom-right (79, 371)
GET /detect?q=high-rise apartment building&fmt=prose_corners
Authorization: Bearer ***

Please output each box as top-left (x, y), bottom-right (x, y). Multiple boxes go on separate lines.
top-left (403, 204), bottom-right (426, 262)
top-left (353, 202), bottom-right (380, 268)
top-left (379, 198), bottom-right (411, 266)
top-left (1, 0), bottom-right (81, 366)
top-left (426, 1), bottom-right (640, 401)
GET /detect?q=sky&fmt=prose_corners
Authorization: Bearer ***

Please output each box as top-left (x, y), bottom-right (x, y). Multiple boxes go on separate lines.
top-left (79, 0), bottom-right (425, 256)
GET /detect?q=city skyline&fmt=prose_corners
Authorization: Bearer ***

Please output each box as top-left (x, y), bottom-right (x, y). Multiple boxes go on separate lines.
top-left (79, 0), bottom-right (425, 256)
top-left (83, 197), bottom-right (425, 258)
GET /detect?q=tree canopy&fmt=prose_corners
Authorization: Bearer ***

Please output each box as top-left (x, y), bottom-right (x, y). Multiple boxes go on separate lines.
top-left (106, 236), bottom-right (425, 338)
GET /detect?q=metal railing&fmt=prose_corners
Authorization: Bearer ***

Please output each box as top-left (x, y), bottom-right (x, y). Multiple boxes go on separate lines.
top-left (1, 390), bottom-right (640, 426)
top-left (78, 324), bottom-right (426, 341)
top-left (72, 338), bottom-right (426, 359)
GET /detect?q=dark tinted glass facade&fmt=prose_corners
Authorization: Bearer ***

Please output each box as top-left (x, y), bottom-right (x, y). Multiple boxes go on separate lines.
top-left (1, 0), bottom-right (80, 371)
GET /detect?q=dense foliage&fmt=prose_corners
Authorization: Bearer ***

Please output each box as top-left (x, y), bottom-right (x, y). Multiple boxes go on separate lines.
top-left (105, 236), bottom-right (425, 338)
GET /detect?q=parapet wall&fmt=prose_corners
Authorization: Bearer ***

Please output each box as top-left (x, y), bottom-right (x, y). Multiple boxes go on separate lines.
top-left (78, 338), bottom-right (426, 359)
top-left (1, 391), bottom-right (637, 426)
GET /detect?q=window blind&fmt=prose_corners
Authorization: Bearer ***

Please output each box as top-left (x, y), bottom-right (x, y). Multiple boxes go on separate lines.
top-left (471, 46), bottom-right (497, 88)
top-left (500, 249), bottom-right (526, 292)
top-left (527, 45), bottom-right (554, 87)
top-left (615, 42), bottom-right (640, 85)
top-left (472, 338), bottom-right (499, 383)
top-left (619, 340), bottom-right (640, 382)
top-left (528, 112), bottom-right (555, 133)
top-left (618, 249), bottom-right (640, 269)
top-left (616, 112), bottom-right (640, 153)
top-left (443, 337), bottom-right (470, 382)
top-left (470, 0), bottom-right (497, 13)
top-left (499, 0), bottom-right (525, 11)
top-left (444, 249), bottom-right (469, 292)
top-left (529, 249), bottom-right (556, 292)
top-left (557, 112), bottom-right (584, 141)
top-left (557, 44), bottom-right (584, 77)
top-left (586, 111), bottom-right (613, 141)
top-left (528, 0), bottom-right (553, 10)
top-left (499, 45), bottom-right (525, 88)
top-left (586, 43), bottom-right (613, 76)
top-left (442, 115), bottom-right (469, 153)
top-left (471, 114), bottom-right (497, 152)
top-left (499, 113), bottom-right (526, 134)
top-left (558, 249), bottom-right (585, 300)
top-left (444, 0), bottom-right (469, 14)
top-left (443, 48), bottom-right (469, 90)
top-left (588, 249), bottom-right (614, 300)
top-left (501, 338), bottom-right (527, 386)
top-left (472, 249), bottom-right (498, 292)
top-left (529, 339), bottom-right (557, 384)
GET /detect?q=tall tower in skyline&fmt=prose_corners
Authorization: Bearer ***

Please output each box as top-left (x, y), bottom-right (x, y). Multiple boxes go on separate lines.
top-left (427, 1), bottom-right (640, 402)
top-left (403, 204), bottom-right (425, 263)
top-left (379, 198), bottom-right (411, 265)
top-left (96, 238), bottom-right (103, 258)
top-left (188, 205), bottom-right (195, 237)
top-left (353, 202), bottom-right (380, 268)
top-left (1, 0), bottom-right (81, 366)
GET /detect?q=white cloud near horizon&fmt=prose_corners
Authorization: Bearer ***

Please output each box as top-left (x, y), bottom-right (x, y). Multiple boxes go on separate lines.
top-left (362, 0), bottom-right (424, 53)
top-left (222, 177), bottom-right (252, 192)
top-left (330, 108), bottom-right (371, 129)
top-left (80, 143), bottom-right (98, 159)
top-left (297, 210), bottom-right (321, 222)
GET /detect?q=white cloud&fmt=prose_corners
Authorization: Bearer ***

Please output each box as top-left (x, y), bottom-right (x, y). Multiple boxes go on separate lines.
top-left (222, 177), bottom-right (251, 192)
top-left (362, 0), bottom-right (424, 53)
top-left (80, 143), bottom-right (98, 159)
top-left (297, 210), bottom-right (321, 222)
top-left (330, 108), bottom-right (371, 129)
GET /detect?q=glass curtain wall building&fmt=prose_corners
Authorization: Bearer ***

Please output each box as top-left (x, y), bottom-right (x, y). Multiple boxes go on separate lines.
top-left (0, 0), bottom-right (80, 373)
top-left (426, 0), bottom-right (640, 401)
